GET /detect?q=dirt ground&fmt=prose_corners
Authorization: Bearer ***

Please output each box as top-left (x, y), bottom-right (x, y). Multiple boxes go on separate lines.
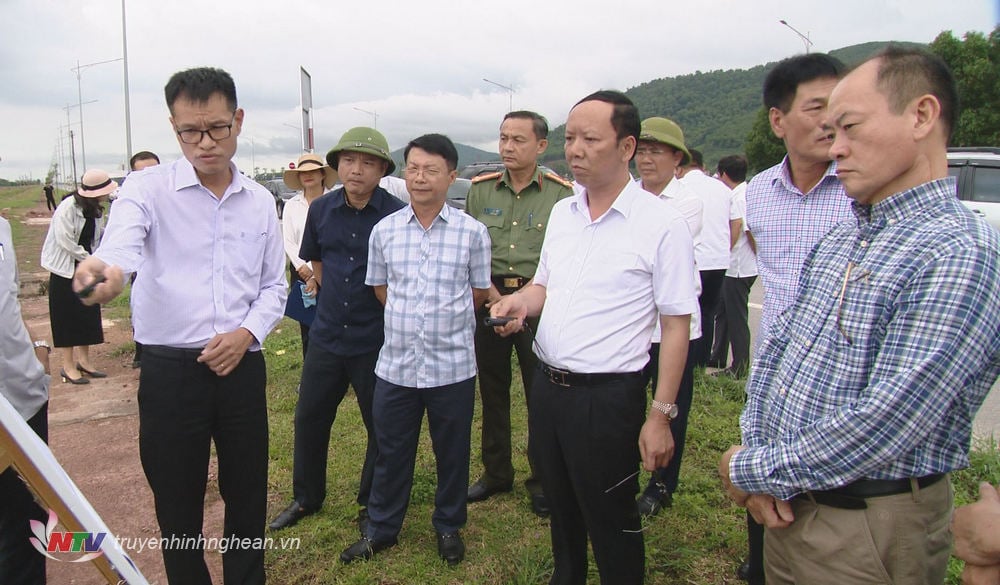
top-left (13, 201), bottom-right (224, 585)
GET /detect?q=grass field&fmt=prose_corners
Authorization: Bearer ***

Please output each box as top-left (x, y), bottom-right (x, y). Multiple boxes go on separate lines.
top-left (4, 184), bottom-right (995, 583)
top-left (257, 321), bottom-right (1000, 584)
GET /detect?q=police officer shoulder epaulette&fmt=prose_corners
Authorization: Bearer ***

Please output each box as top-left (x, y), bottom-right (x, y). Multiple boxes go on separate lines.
top-left (471, 171), bottom-right (503, 184)
top-left (543, 171), bottom-right (573, 189)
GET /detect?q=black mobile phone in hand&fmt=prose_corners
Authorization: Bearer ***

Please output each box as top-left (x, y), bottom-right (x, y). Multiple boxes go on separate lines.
top-left (76, 275), bottom-right (107, 299)
top-left (483, 316), bottom-right (516, 327)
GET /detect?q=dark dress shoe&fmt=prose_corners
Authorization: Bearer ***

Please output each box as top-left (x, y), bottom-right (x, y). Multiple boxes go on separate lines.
top-left (736, 559), bottom-right (752, 580)
top-left (60, 369), bottom-right (90, 385)
top-left (76, 363), bottom-right (107, 378)
top-left (340, 536), bottom-right (397, 564)
top-left (268, 501), bottom-right (315, 531)
top-left (530, 493), bottom-right (550, 517)
top-left (357, 508), bottom-right (369, 537)
top-left (736, 559), bottom-right (765, 584)
top-left (436, 531), bottom-right (465, 565)
top-left (636, 481), bottom-right (673, 517)
top-left (467, 479), bottom-right (512, 502)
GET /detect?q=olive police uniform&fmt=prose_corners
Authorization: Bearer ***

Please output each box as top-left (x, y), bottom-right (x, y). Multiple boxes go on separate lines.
top-left (467, 166), bottom-right (573, 497)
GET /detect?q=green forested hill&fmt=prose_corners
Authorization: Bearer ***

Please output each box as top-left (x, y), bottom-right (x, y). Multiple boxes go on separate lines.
top-left (541, 41), bottom-right (924, 174)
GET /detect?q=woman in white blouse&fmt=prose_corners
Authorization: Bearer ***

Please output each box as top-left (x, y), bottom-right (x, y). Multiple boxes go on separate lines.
top-left (40, 169), bottom-right (116, 384)
top-left (282, 153), bottom-right (338, 357)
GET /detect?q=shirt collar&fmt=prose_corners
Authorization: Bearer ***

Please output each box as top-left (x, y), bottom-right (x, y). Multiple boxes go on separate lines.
top-left (852, 177), bottom-right (957, 226)
top-left (405, 200), bottom-right (452, 226)
top-left (330, 186), bottom-right (391, 210)
top-left (497, 165), bottom-right (543, 191)
top-left (775, 156), bottom-right (839, 197)
top-left (571, 175), bottom-right (639, 222)
top-left (174, 157), bottom-right (245, 198)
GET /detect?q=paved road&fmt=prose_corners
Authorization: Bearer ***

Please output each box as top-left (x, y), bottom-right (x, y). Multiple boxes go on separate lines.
top-left (742, 280), bottom-right (998, 446)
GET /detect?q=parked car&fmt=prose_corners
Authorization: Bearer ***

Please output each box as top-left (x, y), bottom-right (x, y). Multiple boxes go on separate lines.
top-left (446, 178), bottom-right (471, 211)
top-left (457, 161), bottom-right (560, 180)
top-left (262, 179), bottom-right (297, 218)
top-left (947, 147), bottom-right (1000, 231)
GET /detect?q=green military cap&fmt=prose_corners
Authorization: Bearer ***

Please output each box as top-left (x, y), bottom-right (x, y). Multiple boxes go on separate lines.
top-left (326, 127), bottom-right (396, 177)
top-left (639, 117), bottom-right (691, 166)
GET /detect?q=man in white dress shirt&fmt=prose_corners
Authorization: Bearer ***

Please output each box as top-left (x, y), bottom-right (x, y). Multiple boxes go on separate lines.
top-left (491, 91), bottom-right (698, 585)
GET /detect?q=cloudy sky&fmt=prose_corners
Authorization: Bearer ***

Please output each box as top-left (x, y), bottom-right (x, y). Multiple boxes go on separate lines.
top-left (1, 0), bottom-right (995, 183)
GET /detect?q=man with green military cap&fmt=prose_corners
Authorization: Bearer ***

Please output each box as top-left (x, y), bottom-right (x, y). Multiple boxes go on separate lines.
top-left (269, 126), bottom-right (405, 532)
top-left (465, 110), bottom-right (572, 517)
top-left (634, 116), bottom-right (704, 518)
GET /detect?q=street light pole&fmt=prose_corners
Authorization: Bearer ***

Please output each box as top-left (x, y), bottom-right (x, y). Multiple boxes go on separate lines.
top-left (482, 78), bottom-right (515, 112)
top-left (63, 101), bottom-right (95, 186)
top-left (72, 57), bottom-right (124, 171)
top-left (353, 106), bottom-right (378, 129)
top-left (122, 0), bottom-right (133, 162)
top-left (778, 19), bottom-right (813, 53)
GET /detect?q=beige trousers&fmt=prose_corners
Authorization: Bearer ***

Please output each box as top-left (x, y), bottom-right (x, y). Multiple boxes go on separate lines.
top-left (764, 476), bottom-right (953, 585)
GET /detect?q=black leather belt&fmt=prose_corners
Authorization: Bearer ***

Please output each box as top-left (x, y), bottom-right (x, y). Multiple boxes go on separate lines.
top-left (143, 345), bottom-right (206, 361)
top-left (796, 473), bottom-right (946, 510)
top-left (539, 362), bottom-right (645, 387)
top-left (492, 275), bottom-right (528, 293)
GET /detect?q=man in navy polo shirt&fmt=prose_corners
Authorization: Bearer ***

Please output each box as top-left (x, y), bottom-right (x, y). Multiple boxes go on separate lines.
top-left (268, 127), bottom-right (405, 533)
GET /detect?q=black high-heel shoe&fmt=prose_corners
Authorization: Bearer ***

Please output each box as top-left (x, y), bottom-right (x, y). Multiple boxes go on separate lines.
top-left (61, 368), bottom-right (90, 385)
top-left (76, 363), bottom-right (107, 378)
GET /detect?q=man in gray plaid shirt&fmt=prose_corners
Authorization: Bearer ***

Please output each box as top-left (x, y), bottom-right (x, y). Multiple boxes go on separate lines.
top-left (722, 47), bottom-right (1000, 585)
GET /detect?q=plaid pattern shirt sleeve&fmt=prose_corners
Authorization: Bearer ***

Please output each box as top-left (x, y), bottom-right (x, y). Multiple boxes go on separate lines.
top-left (734, 178), bottom-right (1000, 500)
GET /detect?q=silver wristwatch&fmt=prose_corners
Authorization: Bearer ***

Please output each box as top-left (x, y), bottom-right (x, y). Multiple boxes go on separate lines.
top-left (650, 400), bottom-right (679, 421)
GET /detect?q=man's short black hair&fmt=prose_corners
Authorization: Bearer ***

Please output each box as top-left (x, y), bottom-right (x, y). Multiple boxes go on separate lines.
top-left (129, 151), bottom-right (160, 171)
top-left (687, 148), bottom-right (704, 169)
top-left (574, 90), bottom-right (640, 149)
top-left (763, 54), bottom-right (845, 112)
top-left (717, 154), bottom-right (748, 183)
top-left (502, 110), bottom-right (549, 141)
top-left (872, 45), bottom-right (959, 142)
top-left (164, 67), bottom-right (238, 114)
top-left (405, 134), bottom-right (459, 171)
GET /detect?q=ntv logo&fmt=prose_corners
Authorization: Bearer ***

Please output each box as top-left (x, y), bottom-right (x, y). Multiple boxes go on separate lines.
top-left (29, 510), bottom-right (106, 562)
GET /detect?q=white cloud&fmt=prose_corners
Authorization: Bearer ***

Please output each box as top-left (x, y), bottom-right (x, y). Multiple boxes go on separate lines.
top-left (1, 0), bottom-right (994, 181)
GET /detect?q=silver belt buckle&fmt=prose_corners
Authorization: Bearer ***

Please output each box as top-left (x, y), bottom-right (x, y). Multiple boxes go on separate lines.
top-left (547, 365), bottom-right (570, 387)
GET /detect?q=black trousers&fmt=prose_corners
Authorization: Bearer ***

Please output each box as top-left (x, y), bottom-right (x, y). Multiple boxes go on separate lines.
top-left (747, 512), bottom-right (766, 584)
top-left (695, 269), bottom-right (726, 367)
top-left (0, 404), bottom-right (47, 585)
top-left (529, 368), bottom-right (646, 585)
top-left (366, 376), bottom-right (475, 542)
top-left (644, 339), bottom-right (697, 493)
top-left (474, 309), bottom-right (542, 494)
top-left (710, 275), bottom-right (757, 373)
top-left (139, 347), bottom-right (267, 585)
top-left (292, 345), bottom-right (378, 510)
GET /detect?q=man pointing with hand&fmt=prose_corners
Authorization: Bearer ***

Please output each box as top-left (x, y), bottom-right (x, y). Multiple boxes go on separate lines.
top-left (490, 90), bottom-right (697, 585)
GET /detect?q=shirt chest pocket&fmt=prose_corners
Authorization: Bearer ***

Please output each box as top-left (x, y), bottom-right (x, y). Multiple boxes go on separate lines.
top-left (230, 230), bottom-right (267, 277)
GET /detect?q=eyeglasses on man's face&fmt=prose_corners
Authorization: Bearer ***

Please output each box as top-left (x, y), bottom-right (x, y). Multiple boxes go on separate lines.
top-left (175, 113), bottom-right (236, 144)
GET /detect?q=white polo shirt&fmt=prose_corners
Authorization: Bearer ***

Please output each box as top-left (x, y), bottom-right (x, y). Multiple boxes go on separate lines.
top-left (682, 169), bottom-right (732, 271)
top-left (534, 178), bottom-right (699, 373)
top-left (727, 182), bottom-right (757, 278)
top-left (637, 178), bottom-right (703, 342)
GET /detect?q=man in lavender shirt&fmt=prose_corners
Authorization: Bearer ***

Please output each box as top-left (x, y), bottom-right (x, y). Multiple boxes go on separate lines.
top-left (74, 67), bottom-right (286, 585)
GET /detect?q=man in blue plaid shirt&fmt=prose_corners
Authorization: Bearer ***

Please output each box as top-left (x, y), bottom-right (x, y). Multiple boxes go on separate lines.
top-left (721, 47), bottom-right (1000, 584)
